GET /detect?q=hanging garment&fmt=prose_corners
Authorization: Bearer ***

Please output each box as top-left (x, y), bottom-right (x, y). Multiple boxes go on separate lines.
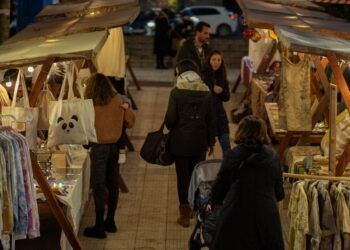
top-left (288, 181), bottom-right (309, 250)
top-left (279, 57), bottom-right (312, 131)
top-left (316, 181), bottom-right (337, 250)
top-left (306, 181), bottom-right (322, 250)
top-left (0, 85), bottom-right (11, 112)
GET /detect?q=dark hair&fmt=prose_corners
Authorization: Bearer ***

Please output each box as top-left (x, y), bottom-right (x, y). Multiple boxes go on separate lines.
top-left (4, 69), bottom-right (18, 82)
top-left (85, 73), bottom-right (117, 106)
top-left (195, 21), bottom-right (210, 32)
top-left (176, 59), bottom-right (199, 75)
top-left (234, 115), bottom-right (271, 145)
top-left (206, 50), bottom-right (227, 80)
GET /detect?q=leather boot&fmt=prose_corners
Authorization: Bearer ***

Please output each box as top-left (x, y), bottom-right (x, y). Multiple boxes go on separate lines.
top-left (104, 206), bottom-right (118, 233)
top-left (84, 209), bottom-right (107, 239)
top-left (177, 204), bottom-right (191, 228)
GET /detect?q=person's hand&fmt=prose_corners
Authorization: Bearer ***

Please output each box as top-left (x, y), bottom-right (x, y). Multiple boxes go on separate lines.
top-left (204, 203), bottom-right (212, 212)
top-left (121, 103), bottom-right (130, 110)
top-left (213, 85), bottom-right (223, 94)
top-left (208, 146), bottom-right (214, 156)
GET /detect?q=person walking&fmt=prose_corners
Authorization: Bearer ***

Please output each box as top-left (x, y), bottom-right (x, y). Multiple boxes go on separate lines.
top-left (203, 50), bottom-right (231, 155)
top-left (176, 21), bottom-right (212, 70)
top-left (165, 59), bottom-right (215, 228)
top-left (154, 11), bottom-right (171, 69)
top-left (83, 73), bottom-right (135, 239)
top-left (207, 115), bottom-right (284, 250)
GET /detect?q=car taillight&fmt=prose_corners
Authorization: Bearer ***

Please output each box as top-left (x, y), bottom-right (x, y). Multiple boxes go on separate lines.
top-left (228, 13), bottom-right (237, 20)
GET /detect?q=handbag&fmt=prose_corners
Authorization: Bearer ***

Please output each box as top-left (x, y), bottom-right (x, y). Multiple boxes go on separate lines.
top-left (36, 80), bottom-right (56, 130)
top-left (140, 122), bottom-right (174, 166)
top-left (47, 65), bottom-right (91, 148)
top-left (2, 69), bottom-right (39, 150)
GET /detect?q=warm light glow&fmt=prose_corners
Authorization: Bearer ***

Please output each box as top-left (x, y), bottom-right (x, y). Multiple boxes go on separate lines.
top-left (5, 81), bottom-right (12, 88)
top-left (27, 66), bottom-right (34, 73)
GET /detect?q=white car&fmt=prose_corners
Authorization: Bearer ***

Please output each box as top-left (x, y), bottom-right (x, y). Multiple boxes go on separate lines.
top-left (180, 6), bottom-right (238, 36)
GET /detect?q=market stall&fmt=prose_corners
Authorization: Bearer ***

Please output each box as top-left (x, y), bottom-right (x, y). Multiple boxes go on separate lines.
top-left (0, 1), bottom-right (140, 249)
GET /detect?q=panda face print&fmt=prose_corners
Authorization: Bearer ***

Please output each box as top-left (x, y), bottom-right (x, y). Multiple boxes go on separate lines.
top-left (57, 115), bottom-right (78, 133)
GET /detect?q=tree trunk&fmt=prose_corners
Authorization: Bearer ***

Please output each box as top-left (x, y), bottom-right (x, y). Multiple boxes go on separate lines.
top-left (0, 0), bottom-right (10, 44)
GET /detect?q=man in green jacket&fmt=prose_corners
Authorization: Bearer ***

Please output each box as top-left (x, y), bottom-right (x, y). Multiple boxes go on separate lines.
top-left (176, 21), bottom-right (212, 70)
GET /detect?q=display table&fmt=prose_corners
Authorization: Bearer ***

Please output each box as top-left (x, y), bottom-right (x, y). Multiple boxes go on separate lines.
top-left (37, 148), bottom-right (90, 250)
top-left (251, 76), bottom-right (275, 116)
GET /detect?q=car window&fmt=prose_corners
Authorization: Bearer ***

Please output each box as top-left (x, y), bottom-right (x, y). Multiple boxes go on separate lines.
top-left (181, 9), bottom-right (192, 16)
top-left (191, 8), bottom-right (220, 16)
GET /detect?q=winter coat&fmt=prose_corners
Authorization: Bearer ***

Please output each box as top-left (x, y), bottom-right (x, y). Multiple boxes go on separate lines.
top-left (164, 71), bottom-right (216, 157)
top-left (210, 143), bottom-right (285, 250)
top-left (153, 17), bottom-right (171, 56)
top-left (202, 67), bottom-right (230, 136)
top-left (176, 38), bottom-right (212, 70)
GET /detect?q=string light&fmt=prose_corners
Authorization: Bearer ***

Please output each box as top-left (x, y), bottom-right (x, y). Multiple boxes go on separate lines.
top-left (27, 66), bottom-right (34, 73)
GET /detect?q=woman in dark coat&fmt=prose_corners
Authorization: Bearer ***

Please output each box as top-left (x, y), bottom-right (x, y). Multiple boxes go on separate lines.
top-left (202, 50), bottom-right (231, 155)
top-left (208, 115), bottom-right (284, 250)
top-left (153, 11), bottom-right (171, 69)
top-left (165, 59), bottom-right (215, 228)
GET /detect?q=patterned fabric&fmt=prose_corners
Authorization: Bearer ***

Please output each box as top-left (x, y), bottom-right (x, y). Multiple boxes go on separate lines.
top-left (279, 57), bottom-right (312, 131)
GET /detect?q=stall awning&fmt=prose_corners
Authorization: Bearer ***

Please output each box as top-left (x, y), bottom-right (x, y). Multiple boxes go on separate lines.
top-left (275, 26), bottom-right (350, 59)
top-left (312, 0), bottom-right (350, 4)
top-left (0, 31), bottom-right (108, 69)
top-left (6, 0), bottom-right (140, 43)
top-left (237, 0), bottom-right (350, 39)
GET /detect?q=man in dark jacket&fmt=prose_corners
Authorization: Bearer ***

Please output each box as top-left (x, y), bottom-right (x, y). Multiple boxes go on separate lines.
top-left (165, 59), bottom-right (215, 228)
top-left (176, 21), bottom-right (212, 70)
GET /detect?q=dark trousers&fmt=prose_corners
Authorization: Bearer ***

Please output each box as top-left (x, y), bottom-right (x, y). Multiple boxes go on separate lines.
top-left (90, 144), bottom-right (120, 212)
top-left (175, 153), bottom-right (206, 204)
top-left (156, 54), bottom-right (165, 68)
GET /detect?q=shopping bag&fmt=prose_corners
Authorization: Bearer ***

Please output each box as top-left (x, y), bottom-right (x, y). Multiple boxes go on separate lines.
top-left (140, 123), bottom-right (174, 166)
top-left (47, 65), bottom-right (90, 148)
top-left (2, 69), bottom-right (39, 150)
top-left (36, 81), bottom-right (56, 130)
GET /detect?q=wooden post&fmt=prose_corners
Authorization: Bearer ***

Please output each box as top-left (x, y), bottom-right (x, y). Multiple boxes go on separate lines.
top-left (327, 53), bottom-right (350, 111)
top-left (126, 56), bottom-right (141, 91)
top-left (277, 131), bottom-right (293, 158)
top-left (29, 57), bottom-right (56, 106)
top-left (30, 152), bottom-right (82, 250)
top-left (329, 84), bottom-right (337, 176)
top-left (231, 73), bottom-right (241, 93)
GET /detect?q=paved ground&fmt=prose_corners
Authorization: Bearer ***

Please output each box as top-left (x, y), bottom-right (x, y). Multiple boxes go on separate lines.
top-left (78, 67), bottom-right (290, 249)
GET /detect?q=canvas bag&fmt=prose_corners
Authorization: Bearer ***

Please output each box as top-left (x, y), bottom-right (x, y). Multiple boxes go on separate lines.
top-left (2, 69), bottom-right (39, 150)
top-left (47, 65), bottom-right (90, 148)
top-left (75, 73), bottom-right (97, 143)
top-left (36, 80), bottom-right (56, 130)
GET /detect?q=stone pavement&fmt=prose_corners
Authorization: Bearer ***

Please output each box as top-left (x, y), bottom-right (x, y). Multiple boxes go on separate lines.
top-left (78, 67), bottom-right (289, 249)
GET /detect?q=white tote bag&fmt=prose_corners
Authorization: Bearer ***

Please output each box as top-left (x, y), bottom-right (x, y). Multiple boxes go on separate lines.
top-left (2, 70), bottom-right (39, 150)
top-left (36, 81), bottom-right (56, 130)
top-left (47, 66), bottom-right (90, 148)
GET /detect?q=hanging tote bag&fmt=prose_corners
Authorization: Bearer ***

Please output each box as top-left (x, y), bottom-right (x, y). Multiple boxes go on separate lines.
top-left (2, 69), bottom-right (39, 150)
top-left (36, 80), bottom-right (56, 130)
top-left (140, 123), bottom-right (174, 166)
top-left (47, 66), bottom-right (89, 148)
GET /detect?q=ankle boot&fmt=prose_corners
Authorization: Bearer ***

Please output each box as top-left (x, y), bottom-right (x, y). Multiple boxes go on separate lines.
top-left (104, 207), bottom-right (118, 233)
top-left (84, 209), bottom-right (107, 239)
top-left (177, 204), bottom-right (192, 228)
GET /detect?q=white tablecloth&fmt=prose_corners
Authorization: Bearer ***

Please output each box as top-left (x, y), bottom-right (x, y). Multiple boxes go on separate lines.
top-left (55, 150), bottom-right (90, 250)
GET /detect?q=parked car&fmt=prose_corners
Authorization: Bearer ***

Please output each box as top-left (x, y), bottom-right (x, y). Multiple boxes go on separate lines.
top-left (123, 10), bottom-right (157, 35)
top-left (180, 5), bottom-right (238, 36)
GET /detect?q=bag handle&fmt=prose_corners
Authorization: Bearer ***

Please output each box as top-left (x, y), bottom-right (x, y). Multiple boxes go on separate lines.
top-left (12, 69), bottom-right (30, 108)
top-left (58, 63), bottom-right (82, 101)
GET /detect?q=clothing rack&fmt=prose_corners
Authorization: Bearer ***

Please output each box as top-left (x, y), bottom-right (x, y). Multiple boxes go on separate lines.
top-left (283, 173), bottom-right (350, 182)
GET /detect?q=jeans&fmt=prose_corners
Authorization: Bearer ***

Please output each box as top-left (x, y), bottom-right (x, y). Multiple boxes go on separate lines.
top-left (174, 153), bottom-right (206, 204)
top-left (90, 144), bottom-right (120, 211)
top-left (218, 133), bottom-right (231, 156)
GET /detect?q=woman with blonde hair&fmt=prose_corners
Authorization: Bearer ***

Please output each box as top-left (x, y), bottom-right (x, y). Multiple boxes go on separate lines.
top-left (84, 73), bottom-right (135, 239)
top-left (208, 115), bottom-right (284, 250)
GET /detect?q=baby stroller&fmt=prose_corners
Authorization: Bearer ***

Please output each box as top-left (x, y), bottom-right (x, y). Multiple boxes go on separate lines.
top-left (188, 160), bottom-right (222, 250)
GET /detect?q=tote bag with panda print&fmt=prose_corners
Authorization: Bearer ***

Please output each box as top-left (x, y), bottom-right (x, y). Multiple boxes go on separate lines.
top-left (47, 66), bottom-right (90, 148)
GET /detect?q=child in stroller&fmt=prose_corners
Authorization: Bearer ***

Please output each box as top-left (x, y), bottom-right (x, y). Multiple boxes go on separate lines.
top-left (188, 159), bottom-right (222, 250)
